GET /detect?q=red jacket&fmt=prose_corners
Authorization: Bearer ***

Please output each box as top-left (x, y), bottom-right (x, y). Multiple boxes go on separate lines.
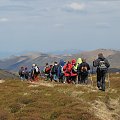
top-left (63, 62), bottom-right (73, 77)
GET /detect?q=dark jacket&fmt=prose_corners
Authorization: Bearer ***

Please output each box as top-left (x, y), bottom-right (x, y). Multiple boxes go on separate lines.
top-left (51, 64), bottom-right (58, 75)
top-left (93, 56), bottom-right (110, 72)
top-left (78, 62), bottom-right (90, 75)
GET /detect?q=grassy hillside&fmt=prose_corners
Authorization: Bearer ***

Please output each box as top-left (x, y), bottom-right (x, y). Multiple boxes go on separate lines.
top-left (0, 73), bottom-right (120, 120)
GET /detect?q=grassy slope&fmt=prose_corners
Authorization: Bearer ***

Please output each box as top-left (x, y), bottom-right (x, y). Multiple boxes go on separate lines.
top-left (0, 73), bottom-right (120, 120)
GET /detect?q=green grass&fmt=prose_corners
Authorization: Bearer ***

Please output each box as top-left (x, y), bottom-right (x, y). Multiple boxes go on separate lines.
top-left (0, 73), bottom-right (120, 120)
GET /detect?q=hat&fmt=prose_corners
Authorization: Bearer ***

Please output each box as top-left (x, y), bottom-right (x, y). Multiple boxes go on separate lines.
top-left (32, 64), bottom-right (36, 67)
top-left (72, 59), bottom-right (76, 65)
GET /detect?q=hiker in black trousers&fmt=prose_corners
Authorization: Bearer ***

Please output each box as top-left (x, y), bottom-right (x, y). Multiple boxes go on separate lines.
top-left (93, 53), bottom-right (110, 91)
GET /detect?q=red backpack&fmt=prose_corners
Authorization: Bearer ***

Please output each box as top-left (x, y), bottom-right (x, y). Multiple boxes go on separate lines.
top-left (45, 67), bottom-right (51, 74)
top-left (65, 64), bottom-right (72, 73)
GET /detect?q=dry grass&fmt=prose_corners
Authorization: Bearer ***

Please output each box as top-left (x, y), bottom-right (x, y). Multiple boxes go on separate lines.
top-left (0, 73), bottom-right (120, 120)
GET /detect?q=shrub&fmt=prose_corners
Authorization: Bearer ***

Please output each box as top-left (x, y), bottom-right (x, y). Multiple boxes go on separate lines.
top-left (9, 103), bottom-right (22, 113)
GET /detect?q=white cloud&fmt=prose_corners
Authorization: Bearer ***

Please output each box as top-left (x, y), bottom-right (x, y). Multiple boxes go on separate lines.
top-left (65, 2), bottom-right (85, 11)
top-left (0, 18), bottom-right (8, 22)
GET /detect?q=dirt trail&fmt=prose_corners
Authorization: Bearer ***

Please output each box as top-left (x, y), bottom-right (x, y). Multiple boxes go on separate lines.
top-left (0, 80), bottom-right (5, 83)
top-left (91, 98), bottom-right (120, 120)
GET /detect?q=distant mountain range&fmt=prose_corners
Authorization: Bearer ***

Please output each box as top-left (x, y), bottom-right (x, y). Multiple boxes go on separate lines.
top-left (0, 49), bottom-right (120, 71)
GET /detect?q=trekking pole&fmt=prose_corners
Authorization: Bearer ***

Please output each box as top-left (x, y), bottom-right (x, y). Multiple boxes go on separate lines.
top-left (90, 73), bottom-right (93, 86)
top-left (91, 66), bottom-right (94, 86)
top-left (107, 72), bottom-right (110, 88)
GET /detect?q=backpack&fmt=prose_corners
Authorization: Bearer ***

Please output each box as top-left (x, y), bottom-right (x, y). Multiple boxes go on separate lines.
top-left (81, 66), bottom-right (88, 73)
top-left (51, 65), bottom-right (58, 74)
top-left (34, 66), bottom-right (40, 74)
top-left (99, 60), bottom-right (107, 71)
top-left (19, 70), bottom-right (25, 76)
top-left (65, 64), bottom-right (71, 74)
top-left (45, 67), bottom-right (51, 74)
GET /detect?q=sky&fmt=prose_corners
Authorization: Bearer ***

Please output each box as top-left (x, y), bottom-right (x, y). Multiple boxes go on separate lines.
top-left (0, 0), bottom-right (120, 57)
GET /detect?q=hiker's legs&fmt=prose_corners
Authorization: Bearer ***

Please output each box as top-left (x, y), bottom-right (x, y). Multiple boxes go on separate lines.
top-left (71, 76), bottom-right (77, 84)
top-left (53, 74), bottom-right (58, 82)
top-left (20, 76), bottom-right (25, 81)
top-left (81, 75), bottom-right (84, 84)
top-left (78, 74), bottom-right (81, 84)
top-left (66, 76), bottom-right (71, 83)
top-left (50, 74), bottom-right (53, 81)
top-left (84, 75), bottom-right (88, 84)
top-left (97, 72), bottom-right (101, 89)
top-left (34, 74), bottom-right (39, 82)
top-left (81, 75), bottom-right (87, 84)
top-left (101, 72), bottom-right (106, 91)
top-left (59, 74), bottom-right (64, 83)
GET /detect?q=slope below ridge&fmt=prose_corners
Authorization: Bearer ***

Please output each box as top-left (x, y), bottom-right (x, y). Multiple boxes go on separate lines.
top-left (0, 69), bottom-right (18, 80)
top-left (107, 52), bottom-right (120, 68)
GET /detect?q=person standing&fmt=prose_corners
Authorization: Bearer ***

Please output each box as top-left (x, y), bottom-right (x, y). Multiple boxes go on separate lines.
top-left (51, 62), bottom-right (58, 82)
top-left (78, 58), bottom-right (90, 84)
top-left (58, 59), bottom-right (65, 83)
top-left (93, 53), bottom-right (110, 91)
top-left (63, 61), bottom-right (73, 83)
top-left (71, 59), bottom-right (78, 84)
top-left (76, 58), bottom-right (82, 84)
top-left (19, 66), bottom-right (25, 81)
top-left (31, 64), bottom-right (40, 82)
top-left (24, 67), bottom-right (29, 80)
top-left (44, 63), bottom-right (51, 80)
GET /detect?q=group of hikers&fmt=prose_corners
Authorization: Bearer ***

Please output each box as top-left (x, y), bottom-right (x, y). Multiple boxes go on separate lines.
top-left (19, 53), bottom-right (110, 91)
top-left (19, 64), bottom-right (40, 82)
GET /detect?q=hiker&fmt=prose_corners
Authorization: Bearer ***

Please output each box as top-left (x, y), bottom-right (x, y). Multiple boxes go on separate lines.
top-left (49, 65), bottom-right (53, 81)
top-left (51, 62), bottom-right (58, 82)
top-left (58, 59), bottom-right (65, 83)
top-left (44, 63), bottom-right (51, 80)
top-left (19, 66), bottom-right (25, 80)
top-left (93, 53), bottom-right (110, 91)
top-left (24, 67), bottom-right (29, 80)
top-left (76, 58), bottom-right (82, 84)
top-left (78, 58), bottom-right (90, 84)
top-left (71, 59), bottom-right (78, 84)
top-left (31, 64), bottom-right (40, 82)
top-left (63, 61), bottom-right (72, 83)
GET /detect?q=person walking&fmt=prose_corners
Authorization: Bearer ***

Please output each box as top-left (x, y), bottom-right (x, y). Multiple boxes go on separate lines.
top-left (93, 53), bottom-right (110, 91)
top-left (31, 64), bottom-right (40, 82)
top-left (24, 67), bottom-right (29, 80)
top-left (78, 58), bottom-right (90, 84)
top-left (58, 59), bottom-right (65, 83)
top-left (19, 66), bottom-right (25, 81)
top-left (63, 61), bottom-right (73, 83)
top-left (51, 62), bottom-right (58, 82)
top-left (71, 59), bottom-right (78, 84)
top-left (44, 63), bottom-right (51, 80)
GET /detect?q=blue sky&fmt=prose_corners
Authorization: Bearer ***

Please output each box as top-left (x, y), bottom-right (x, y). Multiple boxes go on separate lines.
top-left (0, 0), bottom-right (120, 57)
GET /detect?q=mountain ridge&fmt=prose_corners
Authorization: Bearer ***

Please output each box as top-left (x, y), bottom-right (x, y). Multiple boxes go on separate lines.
top-left (0, 49), bottom-right (120, 71)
